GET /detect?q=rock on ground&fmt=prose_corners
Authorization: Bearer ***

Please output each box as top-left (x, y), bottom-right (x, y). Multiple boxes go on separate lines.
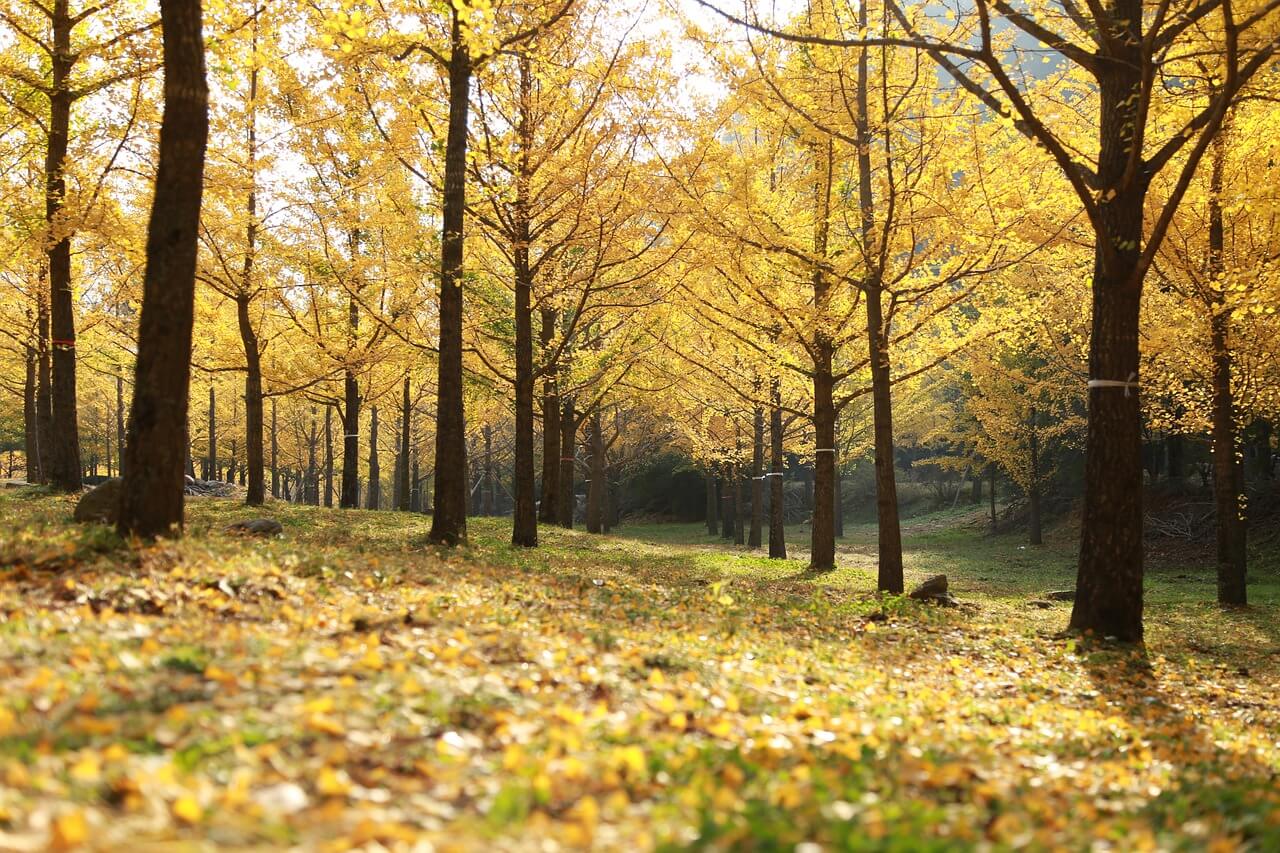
top-left (226, 518), bottom-right (283, 537)
top-left (74, 478), bottom-right (122, 524)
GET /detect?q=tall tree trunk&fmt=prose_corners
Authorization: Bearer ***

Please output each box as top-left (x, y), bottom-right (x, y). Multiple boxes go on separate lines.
top-left (23, 343), bottom-right (38, 482)
top-left (46, 0), bottom-right (81, 492)
top-left (510, 54), bottom-right (538, 547)
top-left (586, 410), bottom-right (605, 534)
top-left (1069, 11), bottom-right (1146, 643)
top-left (809, 136), bottom-right (836, 572)
top-left (539, 309), bottom-right (560, 523)
top-left (397, 376), bottom-right (412, 511)
top-left (306, 409), bottom-right (318, 505)
top-left (705, 469), bottom-right (718, 535)
top-left (719, 468), bottom-right (732, 540)
top-left (270, 398), bottom-right (279, 497)
top-left (769, 387), bottom-right (786, 559)
top-left (340, 356), bottom-right (360, 508)
top-left (35, 287), bottom-right (52, 483)
top-left (324, 405), bottom-right (334, 507)
top-left (206, 385), bottom-right (216, 480)
top-left (411, 454), bottom-right (421, 512)
top-left (1207, 135), bottom-right (1246, 605)
top-left (854, 18), bottom-right (902, 591)
top-left (989, 464), bottom-right (997, 533)
top-left (429, 11), bottom-right (472, 546)
top-left (366, 405), bottom-right (380, 510)
top-left (558, 396), bottom-right (575, 528)
top-left (1028, 406), bottom-right (1043, 546)
top-left (239, 294), bottom-right (264, 505)
top-left (115, 373), bottom-right (125, 478)
top-left (116, 0), bottom-right (208, 537)
top-left (733, 460), bottom-right (745, 546)
top-left (482, 424), bottom-right (494, 517)
top-left (749, 405), bottom-right (763, 548)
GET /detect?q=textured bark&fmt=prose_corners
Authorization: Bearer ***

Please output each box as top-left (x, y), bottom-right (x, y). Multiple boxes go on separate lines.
top-left (340, 351), bottom-right (360, 508)
top-left (1067, 1), bottom-right (1148, 642)
top-left (116, 0), bottom-right (208, 537)
top-left (1028, 407), bottom-right (1043, 546)
top-left (733, 461), bottom-right (745, 546)
top-left (749, 405), bottom-right (763, 548)
top-left (586, 410), bottom-right (605, 534)
top-left (366, 406), bottom-right (380, 510)
top-left (510, 55), bottom-right (538, 547)
top-left (807, 135), bottom-right (837, 571)
top-left (768, 390), bottom-right (786, 559)
top-left (239, 293), bottom-right (264, 505)
top-left (1207, 138), bottom-right (1246, 605)
top-left (558, 396), bottom-right (575, 528)
top-left (482, 424), bottom-right (494, 517)
top-left (270, 398), bottom-right (279, 498)
top-left (35, 290), bottom-right (52, 483)
top-left (46, 0), bottom-right (80, 492)
top-left (23, 343), bottom-right (39, 481)
top-left (397, 377), bottom-right (412, 511)
top-left (306, 410), bottom-right (318, 505)
top-left (705, 470), bottom-right (717, 535)
top-left (429, 11), bottom-right (472, 546)
top-left (115, 373), bottom-right (125, 478)
top-left (539, 310), bottom-right (560, 523)
top-left (323, 405), bottom-right (333, 507)
top-left (206, 385), bottom-right (216, 480)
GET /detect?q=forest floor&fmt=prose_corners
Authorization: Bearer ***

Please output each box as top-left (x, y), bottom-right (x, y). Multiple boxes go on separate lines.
top-left (0, 490), bottom-right (1277, 851)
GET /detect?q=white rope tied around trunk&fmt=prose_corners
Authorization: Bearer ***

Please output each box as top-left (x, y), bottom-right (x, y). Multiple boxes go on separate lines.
top-left (1087, 372), bottom-right (1140, 397)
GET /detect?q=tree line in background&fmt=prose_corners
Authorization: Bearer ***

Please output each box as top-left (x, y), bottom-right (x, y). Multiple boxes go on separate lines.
top-left (0, 0), bottom-right (1277, 641)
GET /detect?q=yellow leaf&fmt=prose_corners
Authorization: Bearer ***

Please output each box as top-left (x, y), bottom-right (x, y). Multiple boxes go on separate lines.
top-left (51, 810), bottom-right (89, 849)
top-left (317, 767), bottom-right (351, 797)
top-left (172, 795), bottom-right (203, 824)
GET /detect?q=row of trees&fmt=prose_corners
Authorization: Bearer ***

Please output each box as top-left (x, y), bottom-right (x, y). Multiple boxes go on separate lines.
top-left (0, 0), bottom-right (1277, 640)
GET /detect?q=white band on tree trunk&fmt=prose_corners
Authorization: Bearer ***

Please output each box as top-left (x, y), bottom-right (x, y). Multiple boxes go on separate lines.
top-left (1087, 373), bottom-right (1140, 397)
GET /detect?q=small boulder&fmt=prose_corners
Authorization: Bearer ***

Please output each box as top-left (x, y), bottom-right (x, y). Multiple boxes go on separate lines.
top-left (74, 478), bottom-right (122, 524)
top-left (226, 518), bottom-right (283, 537)
top-left (909, 574), bottom-right (948, 600)
top-left (1045, 589), bottom-right (1076, 602)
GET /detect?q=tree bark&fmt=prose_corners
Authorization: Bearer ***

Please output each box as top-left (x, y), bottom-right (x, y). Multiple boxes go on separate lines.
top-left (733, 460), bottom-right (745, 546)
top-left (558, 396), bottom-right (575, 528)
top-left (1206, 135), bottom-right (1246, 605)
top-left (749, 405), bottom-right (763, 548)
top-left (769, 388), bottom-right (786, 559)
top-left (340, 347), bottom-right (360, 508)
top-left (306, 409), bottom-right (318, 505)
top-left (321, 405), bottom-right (331, 506)
top-left (586, 409), bottom-right (605, 534)
top-left (482, 424), bottom-right (494, 517)
top-left (23, 343), bottom-right (38, 482)
top-left (1028, 406), bottom-right (1043, 546)
top-left (509, 55), bottom-right (538, 546)
top-left (206, 385), bottom-right (216, 480)
top-left (429, 10), bottom-right (472, 546)
top-left (46, 0), bottom-right (81, 492)
top-left (808, 136), bottom-right (836, 572)
top-left (705, 469), bottom-right (718, 535)
top-left (397, 376), bottom-right (412, 511)
top-left (239, 293), bottom-right (264, 505)
top-left (989, 464), bottom-right (997, 533)
top-left (35, 287), bottom-right (52, 483)
top-left (539, 309), bottom-right (560, 523)
top-left (366, 405), bottom-right (380, 510)
top-left (116, 0), bottom-right (208, 537)
top-left (270, 398), bottom-right (279, 498)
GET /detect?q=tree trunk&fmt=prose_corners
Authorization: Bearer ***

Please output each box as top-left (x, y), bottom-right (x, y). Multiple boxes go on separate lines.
top-left (429, 10), bottom-right (472, 546)
top-left (1028, 406), bottom-right (1043, 546)
top-left (46, 0), bottom-right (81, 492)
top-left (733, 461), bottom-right (745, 546)
top-left (769, 388), bottom-right (786, 559)
top-left (320, 405), bottom-right (330, 506)
top-left (989, 464), bottom-right (997, 533)
top-left (750, 405), bottom-right (763, 548)
top-left (341, 361), bottom-right (360, 507)
top-left (270, 398), bottom-right (279, 498)
top-left (397, 376), bottom-right (412, 510)
top-left (239, 294), bottom-right (264, 505)
top-left (366, 405), bottom-right (380, 510)
top-left (719, 468), bottom-right (732, 540)
top-left (509, 55), bottom-right (537, 546)
top-left (1206, 135), bottom-right (1246, 604)
top-left (411, 454), bottom-right (421, 512)
top-left (558, 396), bottom-right (575, 528)
top-left (705, 469), bottom-right (718, 535)
top-left (307, 409), bottom-right (318, 505)
top-left (482, 424), bottom-right (494, 517)
top-left (1068, 12), bottom-right (1146, 642)
top-left (808, 136), bottom-right (836, 572)
top-left (539, 310), bottom-right (560, 523)
top-left (35, 289), bottom-right (52, 484)
top-left (115, 373), bottom-right (125, 478)
top-left (116, 0), bottom-right (208, 537)
top-left (586, 410), bottom-right (605, 534)
top-left (834, 463), bottom-right (844, 539)
top-left (206, 385), bottom-right (216, 480)
top-left (23, 343), bottom-right (38, 482)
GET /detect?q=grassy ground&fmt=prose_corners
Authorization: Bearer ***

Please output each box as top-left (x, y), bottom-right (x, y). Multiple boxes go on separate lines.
top-left (0, 489), bottom-right (1277, 850)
